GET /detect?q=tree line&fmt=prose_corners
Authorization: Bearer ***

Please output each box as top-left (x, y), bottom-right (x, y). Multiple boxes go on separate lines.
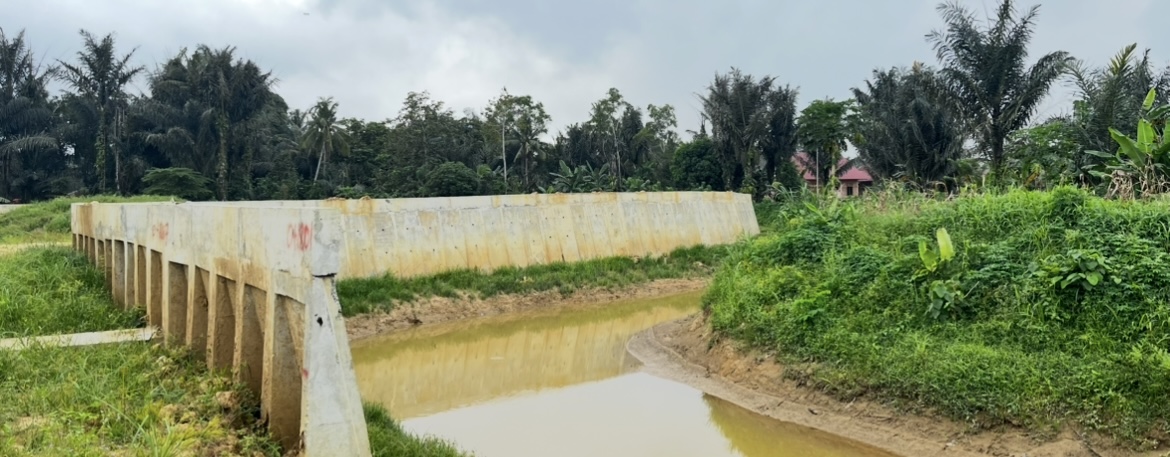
top-left (0, 0), bottom-right (1165, 203)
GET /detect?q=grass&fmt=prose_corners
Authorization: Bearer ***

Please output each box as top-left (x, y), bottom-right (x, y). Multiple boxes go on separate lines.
top-left (337, 244), bottom-right (725, 316)
top-left (0, 247), bottom-right (468, 456)
top-left (364, 403), bottom-right (467, 457)
top-left (0, 247), bottom-right (143, 338)
top-left (705, 186), bottom-right (1170, 448)
top-left (0, 195), bottom-right (176, 244)
top-left (0, 342), bottom-right (282, 456)
top-left (0, 247), bottom-right (282, 455)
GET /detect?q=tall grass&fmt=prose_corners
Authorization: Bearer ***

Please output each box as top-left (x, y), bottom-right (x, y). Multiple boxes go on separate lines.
top-left (0, 195), bottom-right (176, 244)
top-left (706, 186), bottom-right (1170, 445)
top-left (337, 244), bottom-right (724, 316)
top-left (0, 247), bottom-right (142, 337)
top-left (0, 341), bottom-right (282, 456)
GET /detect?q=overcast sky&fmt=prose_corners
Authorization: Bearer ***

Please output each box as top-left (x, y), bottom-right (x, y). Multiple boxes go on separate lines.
top-left (3, 0), bottom-right (1163, 139)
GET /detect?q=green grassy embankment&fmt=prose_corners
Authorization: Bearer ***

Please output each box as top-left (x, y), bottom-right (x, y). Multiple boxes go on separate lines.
top-left (337, 244), bottom-right (726, 317)
top-left (0, 196), bottom-right (468, 456)
top-left (0, 195), bottom-right (176, 245)
top-left (0, 247), bottom-right (283, 455)
top-left (705, 186), bottom-right (1170, 448)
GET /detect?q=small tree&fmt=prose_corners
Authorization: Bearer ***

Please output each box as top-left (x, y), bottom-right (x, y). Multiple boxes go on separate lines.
top-left (141, 167), bottom-right (213, 200)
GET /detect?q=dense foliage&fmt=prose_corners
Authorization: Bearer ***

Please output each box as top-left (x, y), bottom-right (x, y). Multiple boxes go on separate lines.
top-left (705, 187), bottom-right (1170, 443)
top-left (4, 0), bottom-right (1167, 203)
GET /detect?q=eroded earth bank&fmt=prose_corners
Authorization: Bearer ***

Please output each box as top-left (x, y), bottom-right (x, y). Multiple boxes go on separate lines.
top-left (628, 313), bottom-right (1166, 457)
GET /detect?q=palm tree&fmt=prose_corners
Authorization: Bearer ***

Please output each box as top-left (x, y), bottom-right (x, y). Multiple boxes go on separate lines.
top-left (57, 30), bottom-right (144, 194)
top-left (136, 46), bottom-right (275, 200)
top-left (0, 28), bottom-right (57, 200)
top-left (699, 68), bottom-right (785, 191)
top-left (1067, 43), bottom-right (1170, 179)
top-left (852, 63), bottom-right (965, 189)
top-left (302, 97), bottom-right (350, 183)
top-left (797, 98), bottom-right (856, 187)
top-left (927, 0), bottom-right (1072, 179)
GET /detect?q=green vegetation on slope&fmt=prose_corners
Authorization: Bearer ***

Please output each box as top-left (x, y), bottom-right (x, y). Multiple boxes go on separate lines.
top-left (705, 187), bottom-right (1170, 446)
top-left (0, 343), bottom-right (281, 456)
top-left (0, 246), bottom-right (465, 455)
top-left (0, 195), bottom-right (176, 244)
top-left (0, 247), bottom-right (281, 456)
top-left (364, 403), bottom-right (466, 457)
top-left (0, 247), bottom-right (142, 337)
top-left (337, 244), bottom-right (724, 316)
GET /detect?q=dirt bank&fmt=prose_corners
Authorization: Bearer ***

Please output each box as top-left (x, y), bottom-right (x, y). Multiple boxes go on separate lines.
top-left (345, 277), bottom-right (708, 340)
top-left (627, 314), bottom-right (1161, 457)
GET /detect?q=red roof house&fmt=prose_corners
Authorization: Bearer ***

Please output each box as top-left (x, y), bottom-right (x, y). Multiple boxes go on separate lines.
top-left (793, 152), bottom-right (873, 197)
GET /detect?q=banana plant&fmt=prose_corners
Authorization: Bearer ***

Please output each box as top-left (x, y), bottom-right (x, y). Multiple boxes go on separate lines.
top-left (1084, 88), bottom-right (1170, 196)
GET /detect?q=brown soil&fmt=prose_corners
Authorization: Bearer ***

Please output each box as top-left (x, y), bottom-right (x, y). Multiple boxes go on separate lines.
top-left (345, 278), bottom-right (709, 341)
top-left (627, 313), bottom-right (1165, 457)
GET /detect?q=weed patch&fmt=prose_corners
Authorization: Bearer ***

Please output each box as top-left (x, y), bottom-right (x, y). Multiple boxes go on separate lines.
top-left (706, 186), bottom-right (1170, 446)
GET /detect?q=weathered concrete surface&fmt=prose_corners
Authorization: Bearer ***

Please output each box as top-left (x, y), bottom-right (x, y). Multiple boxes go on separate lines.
top-left (174, 192), bottom-right (759, 278)
top-left (0, 326), bottom-right (157, 350)
top-left (70, 201), bottom-right (371, 457)
top-left (324, 192), bottom-right (759, 278)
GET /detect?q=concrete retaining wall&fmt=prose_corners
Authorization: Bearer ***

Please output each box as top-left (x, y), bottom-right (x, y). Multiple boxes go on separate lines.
top-left (70, 202), bottom-right (371, 456)
top-left (68, 191), bottom-right (758, 455)
top-left (319, 191), bottom-right (759, 278)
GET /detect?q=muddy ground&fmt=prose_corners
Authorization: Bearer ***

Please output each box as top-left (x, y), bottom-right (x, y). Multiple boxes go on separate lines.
top-left (627, 313), bottom-right (1165, 457)
top-left (345, 277), bottom-right (709, 340)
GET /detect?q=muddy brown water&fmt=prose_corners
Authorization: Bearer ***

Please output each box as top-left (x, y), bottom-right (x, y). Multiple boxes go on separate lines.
top-left (351, 291), bottom-right (898, 457)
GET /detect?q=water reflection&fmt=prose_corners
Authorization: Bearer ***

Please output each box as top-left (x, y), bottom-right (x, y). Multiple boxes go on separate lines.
top-left (704, 395), bottom-right (898, 457)
top-left (351, 291), bottom-right (702, 419)
top-left (352, 290), bottom-right (899, 457)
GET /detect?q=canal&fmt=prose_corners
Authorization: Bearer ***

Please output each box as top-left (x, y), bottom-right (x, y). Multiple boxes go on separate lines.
top-left (351, 291), bottom-right (898, 457)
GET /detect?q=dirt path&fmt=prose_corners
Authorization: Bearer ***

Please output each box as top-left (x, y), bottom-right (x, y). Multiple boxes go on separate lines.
top-left (627, 314), bottom-right (1159, 457)
top-left (345, 277), bottom-right (709, 340)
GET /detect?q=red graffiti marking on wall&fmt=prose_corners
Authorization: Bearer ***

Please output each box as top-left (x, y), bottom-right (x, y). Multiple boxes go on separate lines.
top-left (302, 368), bottom-right (309, 379)
top-left (288, 223), bottom-right (312, 251)
top-left (151, 223), bottom-right (169, 241)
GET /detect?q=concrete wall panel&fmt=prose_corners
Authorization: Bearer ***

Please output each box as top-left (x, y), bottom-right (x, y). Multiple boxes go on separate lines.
top-left (70, 191), bottom-right (756, 456)
top-left (71, 201), bottom-right (371, 457)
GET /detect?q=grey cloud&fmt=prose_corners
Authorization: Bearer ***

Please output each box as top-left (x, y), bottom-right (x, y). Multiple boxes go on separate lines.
top-left (2, 0), bottom-right (1166, 138)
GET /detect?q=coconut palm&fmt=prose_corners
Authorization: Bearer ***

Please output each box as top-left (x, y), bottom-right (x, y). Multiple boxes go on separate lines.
top-left (927, 0), bottom-right (1072, 178)
top-left (302, 97), bottom-right (350, 183)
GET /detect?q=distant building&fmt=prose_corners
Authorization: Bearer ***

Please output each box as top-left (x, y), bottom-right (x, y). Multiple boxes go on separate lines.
top-left (793, 152), bottom-right (874, 197)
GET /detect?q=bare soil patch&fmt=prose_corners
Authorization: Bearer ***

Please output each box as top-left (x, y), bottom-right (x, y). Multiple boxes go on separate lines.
top-left (628, 313), bottom-right (1162, 457)
top-left (345, 277), bottom-right (708, 340)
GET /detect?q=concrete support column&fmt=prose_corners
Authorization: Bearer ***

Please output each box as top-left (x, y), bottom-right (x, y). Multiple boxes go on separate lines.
top-left (148, 250), bottom-right (163, 327)
top-left (263, 292), bottom-right (304, 451)
top-left (207, 273), bottom-right (238, 371)
top-left (163, 261), bottom-right (189, 343)
top-left (187, 268), bottom-right (210, 358)
top-left (235, 285), bottom-right (266, 396)
top-left (112, 241), bottom-right (126, 307)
